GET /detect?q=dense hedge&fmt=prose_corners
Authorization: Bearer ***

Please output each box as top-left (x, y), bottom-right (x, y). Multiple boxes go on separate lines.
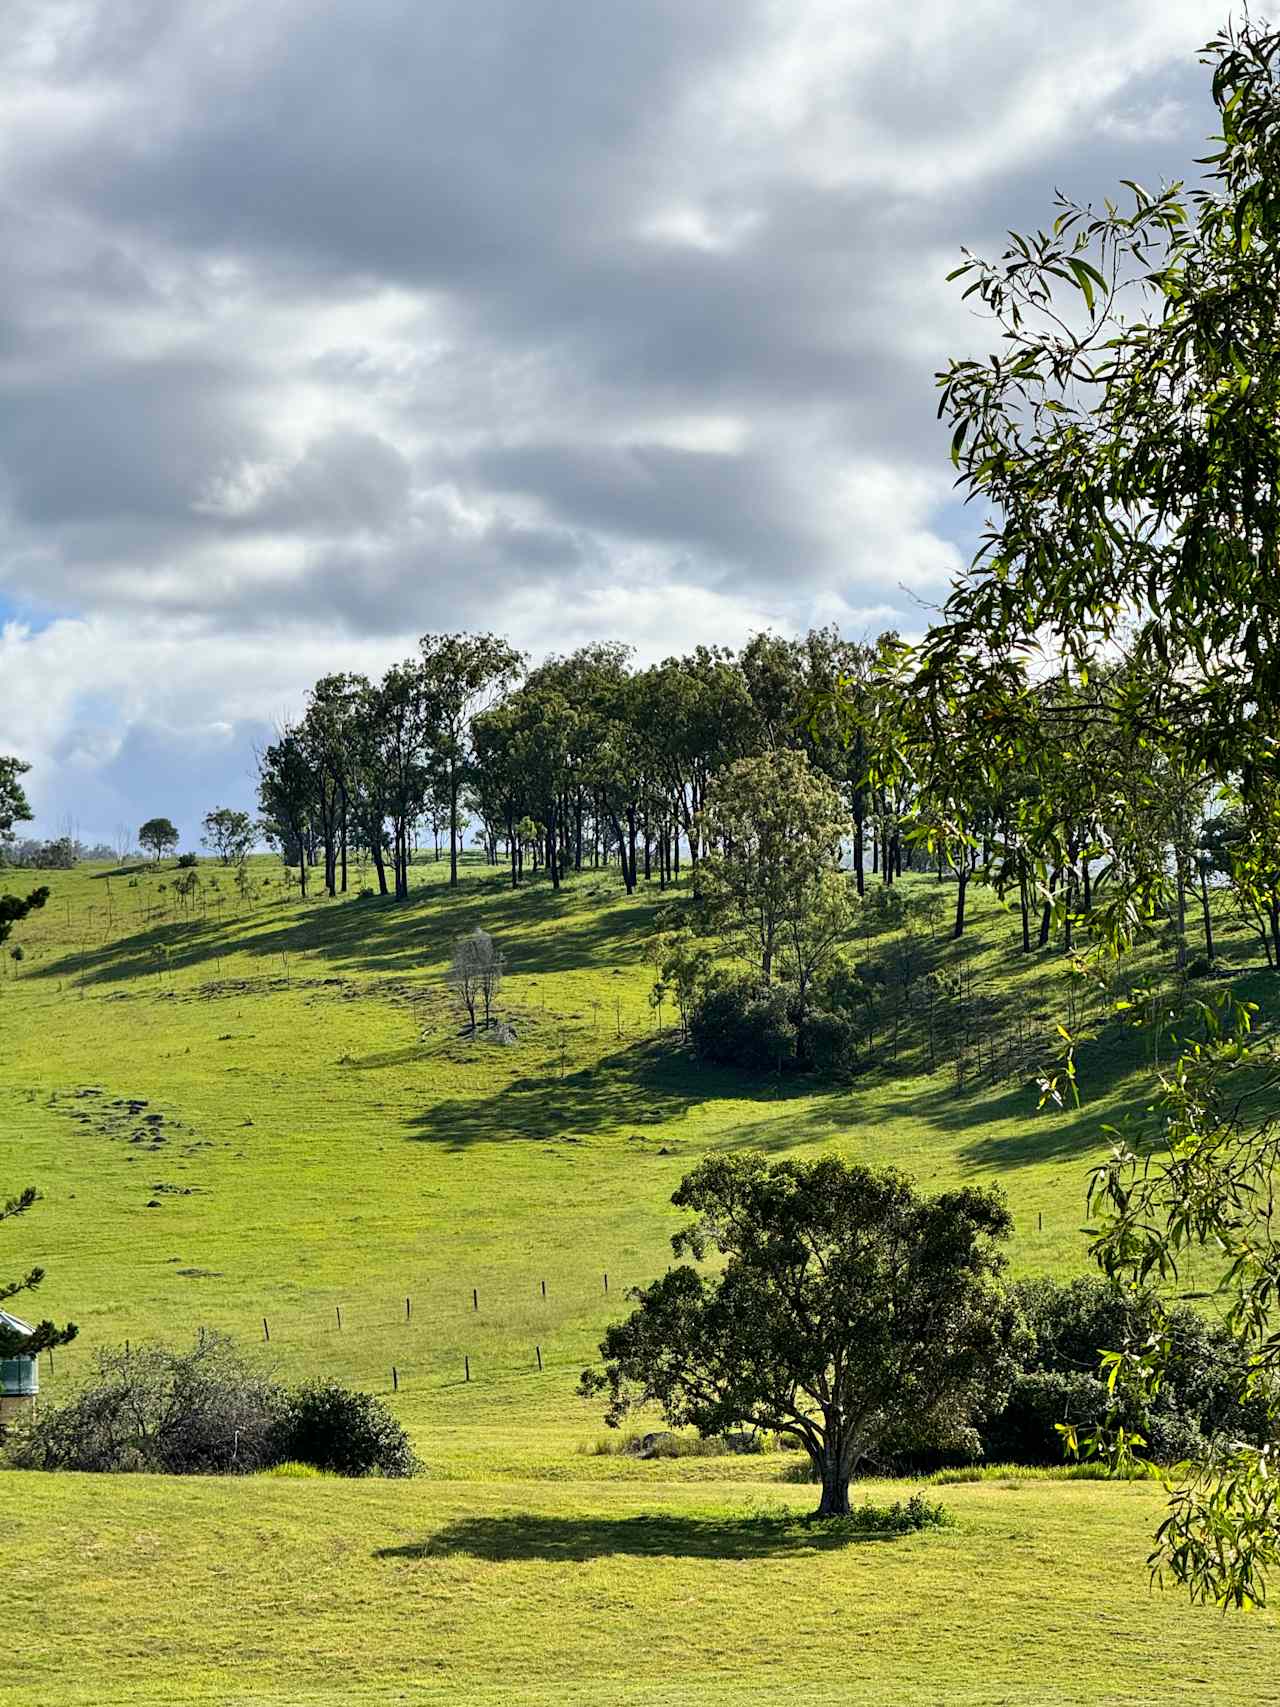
top-left (886, 1277), bottom-right (1268, 1472)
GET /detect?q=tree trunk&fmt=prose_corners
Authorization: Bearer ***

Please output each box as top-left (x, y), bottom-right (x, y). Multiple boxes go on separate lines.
top-left (1199, 865), bottom-right (1215, 962)
top-left (449, 767), bottom-right (460, 888)
top-left (853, 807), bottom-right (865, 896)
top-left (953, 866), bottom-right (968, 939)
top-left (371, 839), bottom-right (388, 896)
top-left (1175, 853), bottom-right (1188, 971)
top-left (813, 1451), bottom-right (851, 1518)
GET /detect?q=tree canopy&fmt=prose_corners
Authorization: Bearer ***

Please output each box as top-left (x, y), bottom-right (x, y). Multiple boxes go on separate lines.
top-left (861, 17), bottom-right (1280, 1607)
top-left (201, 807), bottom-right (255, 867)
top-left (138, 818), bottom-right (179, 862)
top-left (0, 756), bottom-right (33, 844)
top-left (580, 1153), bottom-right (1020, 1517)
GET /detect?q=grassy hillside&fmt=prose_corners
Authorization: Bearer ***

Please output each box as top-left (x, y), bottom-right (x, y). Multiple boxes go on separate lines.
top-left (1, 851), bottom-right (1275, 1701)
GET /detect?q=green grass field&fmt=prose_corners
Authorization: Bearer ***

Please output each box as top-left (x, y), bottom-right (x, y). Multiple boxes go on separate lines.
top-left (1, 853), bottom-right (1277, 1703)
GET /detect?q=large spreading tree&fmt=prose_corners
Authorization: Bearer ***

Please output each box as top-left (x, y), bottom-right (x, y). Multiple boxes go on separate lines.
top-left (580, 1153), bottom-right (1020, 1517)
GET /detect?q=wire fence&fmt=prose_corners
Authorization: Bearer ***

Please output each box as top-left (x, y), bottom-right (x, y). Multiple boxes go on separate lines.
top-left (22, 1263), bottom-right (648, 1403)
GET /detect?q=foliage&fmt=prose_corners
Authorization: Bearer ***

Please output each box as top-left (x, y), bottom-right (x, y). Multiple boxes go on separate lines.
top-left (579, 1153), bottom-right (1021, 1517)
top-left (175, 852), bottom-right (198, 869)
top-left (979, 1277), bottom-right (1266, 1470)
top-left (0, 756), bottom-right (33, 844)
top-left (686, 975), bottom-right (798, 1073)
top-left (137, 818), bottom-right (179, 862)
top-left (0, 884), bottom-right (49, 951)
top-left (694, 749), bottom-right (854, 1001)
top-left (201, 807), bottom-right (256, 867)
top-left (824, 18), bottom-right (1280, 1605)
top-left (278, 1380), bottom-right (421, 1479)
top-left (8, 1336), bottom-right (420, 1479)
top-left (8, 1335), bottom-right (281, 1474)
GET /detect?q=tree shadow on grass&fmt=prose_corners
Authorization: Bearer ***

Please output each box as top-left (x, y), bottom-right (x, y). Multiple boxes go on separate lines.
top-left (36, 869), bottom-right (664, 989)
top-left (375, 1511), bottom-right (905, 1563)
top-left (404, 1039), bottom-right (819, 1150)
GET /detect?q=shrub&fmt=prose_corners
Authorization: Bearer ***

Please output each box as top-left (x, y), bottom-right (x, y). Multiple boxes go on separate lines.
top-left (7, 1336), bottom-right (286, 1474)
top-left (797, 1007), bottom-right (860, 1077)
top-left (688, 977), bottom-right (797, 1071)
top-left (978, 1277), bottom-right (1268, 1467)
top-left (6, 1338), bottom-right (422, 1479)
top-left (278, 1380), bottom-right (421, 1478)
top-left (176, 852), bottom-right (198, 869)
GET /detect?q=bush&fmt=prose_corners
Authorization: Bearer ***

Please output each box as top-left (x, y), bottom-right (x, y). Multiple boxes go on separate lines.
top-left (278, 1380), bottom-right (421, 1478)
top-left (176, 852), bottom-right (198, 869)
top-left (797, 1007), bottom-right (860, 1077)
top-left (7, 1336), bottom-right (285, 1474)
top-left (688, 977), bottom-right (797, 1071)
top-left (979, 1277), bottom-right (1268, 1467)
top-left (6, 1338), bottom-right (422, 1479)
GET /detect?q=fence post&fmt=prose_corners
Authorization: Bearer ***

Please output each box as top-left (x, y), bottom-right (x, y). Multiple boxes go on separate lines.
top-left (536, 1345), bottom-right (542, 1372)
top-left (541, 1279), bottom-right (546, 1298)
top-left (262, 1318), bottom-right (269, 1343)
top-left (603, 1272), bottom-right (608, 1294)
top-left (405, 1297), bottom-right (411, 1321)
top-left (336, 1305), bottom-right (342, 1331)
top-left (392, 1366), bottom-right (398, 1393)
top-left (464, 1355), bottom-right (470, 1383)
top-left (472, 1288), bottom-right (478, 1312)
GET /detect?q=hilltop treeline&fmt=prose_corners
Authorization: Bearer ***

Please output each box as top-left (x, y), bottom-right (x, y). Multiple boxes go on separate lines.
top-left (258, 627), bottom-right (912, 903)
top-left (259, 628), bottom-right (1251, 974)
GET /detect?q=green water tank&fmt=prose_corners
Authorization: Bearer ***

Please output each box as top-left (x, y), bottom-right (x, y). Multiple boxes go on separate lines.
top-left (0, 1309), bottom-right (38, 1401)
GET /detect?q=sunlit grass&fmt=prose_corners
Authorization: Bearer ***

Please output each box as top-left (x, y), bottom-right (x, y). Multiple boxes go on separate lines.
top-left (0, 852), bottom-right (1274, 1701)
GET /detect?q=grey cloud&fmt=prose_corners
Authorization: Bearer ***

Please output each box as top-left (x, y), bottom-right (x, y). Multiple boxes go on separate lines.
top-left (470, 441), bottom-right (818, 581)
top-left (220, 429), bottom-right (414, 533)
top-left (0, 0), bottom-right (1233, 836)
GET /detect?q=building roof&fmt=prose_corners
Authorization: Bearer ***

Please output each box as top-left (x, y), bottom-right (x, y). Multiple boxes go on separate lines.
top-left (0, 1308), bottom-right (36, 1344)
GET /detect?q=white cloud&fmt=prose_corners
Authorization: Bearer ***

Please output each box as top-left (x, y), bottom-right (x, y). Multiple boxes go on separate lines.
top-left (0, 0), bottom-right (1229, 831)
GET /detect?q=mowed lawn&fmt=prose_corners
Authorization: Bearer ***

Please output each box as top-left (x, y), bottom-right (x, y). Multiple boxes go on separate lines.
top-left (1, 854), bottom-right (1277, 1701)
top-left (2, 1471), bottom-right (1275, 1707)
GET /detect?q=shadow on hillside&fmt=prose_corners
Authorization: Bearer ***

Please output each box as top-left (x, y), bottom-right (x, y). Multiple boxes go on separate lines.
top-left (938, 1005), bottom-right (1205, 1171)
top-left (36, 871), bottom-right (663, 988)
top-left (376, 1512), bottom-right (897, 1564)
top-left (406, 1039), bottom-right (729, 1148)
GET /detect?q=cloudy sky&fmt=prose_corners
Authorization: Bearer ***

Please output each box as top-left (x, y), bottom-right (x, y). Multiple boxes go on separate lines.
top-left (0, 0), bottom-right (1230, 843)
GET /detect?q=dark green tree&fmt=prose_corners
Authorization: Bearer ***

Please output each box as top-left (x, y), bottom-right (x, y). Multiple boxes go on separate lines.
top-left (0, 756), bottom-right (33, 844)
top-left (138, 818), bottom-right (179, 863)
top-left (579, 1153), bottom-right (1019, 1517)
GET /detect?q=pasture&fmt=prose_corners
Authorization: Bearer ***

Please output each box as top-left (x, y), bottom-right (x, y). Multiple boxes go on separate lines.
top-left (1, 853), bottom-right (1275, 1702)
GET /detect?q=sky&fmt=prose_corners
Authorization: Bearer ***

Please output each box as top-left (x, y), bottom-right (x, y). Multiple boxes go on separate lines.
top-left (0, 0), bottom-right (1233, 845)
